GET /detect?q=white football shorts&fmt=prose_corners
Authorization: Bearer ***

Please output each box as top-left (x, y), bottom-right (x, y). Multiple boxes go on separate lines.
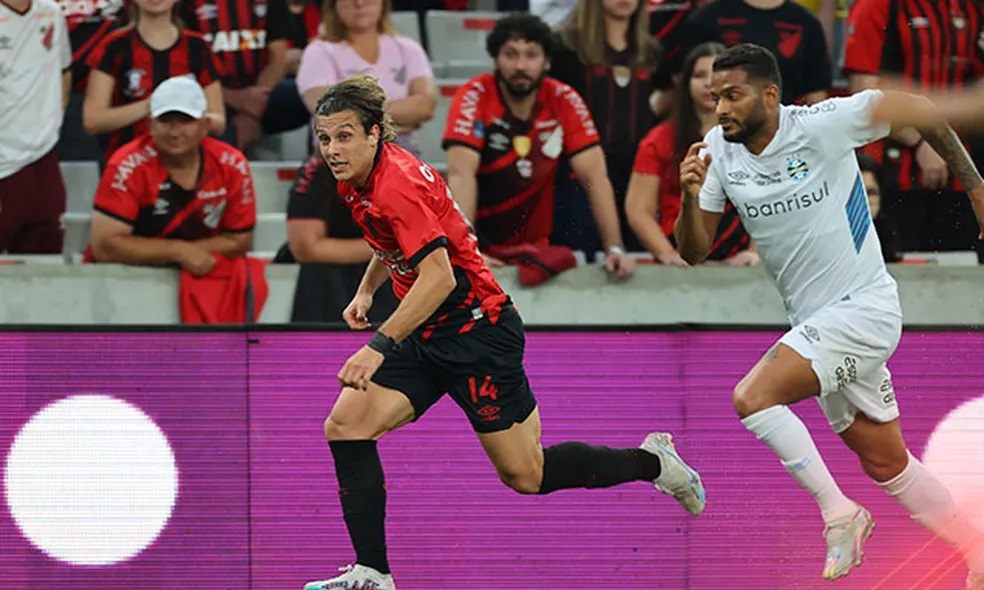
top-left (779, 292), bottom-right (903, 433)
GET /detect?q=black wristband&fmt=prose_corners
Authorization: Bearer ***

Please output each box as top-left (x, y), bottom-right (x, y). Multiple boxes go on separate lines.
top-left (912, 137), bottom-right (925, 151)
top-left (367, 332), bottom-right (396, 355)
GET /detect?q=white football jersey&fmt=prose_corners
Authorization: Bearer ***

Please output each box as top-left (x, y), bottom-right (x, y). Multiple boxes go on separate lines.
top-left (0, 0), bottom-right (71, 179)
top-left (699, 90), bottom-right (899, 325)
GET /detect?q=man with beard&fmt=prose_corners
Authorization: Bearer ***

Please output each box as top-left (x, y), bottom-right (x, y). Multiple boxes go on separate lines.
top-left (301, 73), bottom-right (705, 590)
top-left (442, 13), bottom-right (635, 279)
top-left (676, 43), bottom-right (984, 589)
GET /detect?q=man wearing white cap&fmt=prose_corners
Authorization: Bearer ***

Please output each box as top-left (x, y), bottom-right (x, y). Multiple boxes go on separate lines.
top-left (85, 76), bottom-right (257, 275)
top-left (0, 0), bottom-right (71, 254)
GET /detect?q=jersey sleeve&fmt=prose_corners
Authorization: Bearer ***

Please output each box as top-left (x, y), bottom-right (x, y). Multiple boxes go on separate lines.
top-left (441, 79), bottom-right (486, 152)
top-left (698, 135), bottom-right (726, 213)
top-left (220, 154), bottom-right (258, 233)
top-left (843, 0), bottom-right (889, 75)
top-left (190, 35), bottom-right (224, 86)
top-left (800, 90), bottom-right (891, 152)
top-left (400, 37), bottom-right (433, 82)
top-left (379, 187), bottom-right (449, 269)
top-left (57, 10), bottom-right (71, 70)
top-left (287, 158), bottom-right (332, 220)
top-left (554, 83), bottom-right (601, 156)
top-left (92, 161), bottom-right (141, 224)
top-left (86, 35), bottom-right (119, 73)
top-left (632, 127), bottom-right (670, 176)
top-left (264, 0), bottom-right (292, 42)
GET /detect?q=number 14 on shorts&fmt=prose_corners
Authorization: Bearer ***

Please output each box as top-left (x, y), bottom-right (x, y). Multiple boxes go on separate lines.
top-left (469, 375), bottom-right (499, 403)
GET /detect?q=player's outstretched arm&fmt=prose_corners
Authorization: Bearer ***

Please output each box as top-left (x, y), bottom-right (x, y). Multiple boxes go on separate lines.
top-left (375, 247), bottom-right (457, 344)
top-left (920, 122), bottom-right (984, 237)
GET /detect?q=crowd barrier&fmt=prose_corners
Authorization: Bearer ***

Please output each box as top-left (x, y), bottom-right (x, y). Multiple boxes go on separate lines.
top-left (2, 328), bottom-right (983, 589)
top-left (2, 264), bottom-right (984, 326)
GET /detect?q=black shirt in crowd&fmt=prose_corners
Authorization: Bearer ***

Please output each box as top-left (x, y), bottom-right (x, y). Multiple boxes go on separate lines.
top-left (550, 40), bottom-right (658, 252)
top-left (681, 0), bottom-right (831, 103)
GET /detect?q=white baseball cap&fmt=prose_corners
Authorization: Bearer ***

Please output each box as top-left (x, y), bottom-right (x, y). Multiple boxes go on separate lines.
top-left (150, 76), bottom-right (207, 119)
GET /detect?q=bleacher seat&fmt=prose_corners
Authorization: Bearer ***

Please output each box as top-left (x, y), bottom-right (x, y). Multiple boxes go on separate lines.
top-left (60, 162), bottom-right (101, 214)
top-left (61, 212), bottom-right (92, 262)
top-left (424, 11), bottom-right (501, 78)
top-left (391, 11), bottom-right (422, 45)
top-left (251, 162), bottom-right (299, 214)
top-left (254, 212), bottom-right (288, 252)
top-left (418, 78), bottom-right (467, 169)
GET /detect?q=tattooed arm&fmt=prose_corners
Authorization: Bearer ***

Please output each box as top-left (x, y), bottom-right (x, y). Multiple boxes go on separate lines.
top-left (922, 123), bottom-right (984, 237)
top-left (873, 90), bottom-right (984, 235)
top-left (922, 124), bottom-right (983, 189)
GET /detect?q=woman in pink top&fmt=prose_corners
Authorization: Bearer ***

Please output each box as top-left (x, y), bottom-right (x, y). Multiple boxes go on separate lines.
top-left (296, 0), bottom-right (436, 156)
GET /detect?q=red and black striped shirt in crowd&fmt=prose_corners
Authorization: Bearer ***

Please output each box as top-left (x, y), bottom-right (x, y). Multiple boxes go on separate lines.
top-left (54, 0), bottom-right (127, 90)
top-left (179, 0), bottom-right (291, 89)
top-left (86, 27), bottom-right (223, 160)
top-left (845, 0), bottom-right (984, 191)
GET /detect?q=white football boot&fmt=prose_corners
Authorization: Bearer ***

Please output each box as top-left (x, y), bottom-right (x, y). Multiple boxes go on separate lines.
top-left (303, 564), bottom-right (396, 590)
top-left (640, 432), bottom-right (706, 516)
top-left (822, 505), bottom-right (874, 580)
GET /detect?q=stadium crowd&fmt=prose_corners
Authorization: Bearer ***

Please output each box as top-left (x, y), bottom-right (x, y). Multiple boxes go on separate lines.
top-left (1, 0), bottom-right (982, 321)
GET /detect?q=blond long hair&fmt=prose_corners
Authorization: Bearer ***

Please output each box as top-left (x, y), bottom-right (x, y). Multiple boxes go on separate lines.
top-left (320, 0), bottom-right (397, 42)
top-left (559, 0), bottom-right (658, 67)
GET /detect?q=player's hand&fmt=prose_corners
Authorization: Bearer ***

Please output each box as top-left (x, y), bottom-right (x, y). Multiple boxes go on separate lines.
top-left (723, 249), bottom-right (761, 267)
top-left (342, 292), bottom-right (373, 330)
top-left (915, 141), bottom-right (949, 190)
top-left (176, 243), bottom-right (217, 277)
top-left (680, 142), bottom-right (711, 198)
top-left (605, 251), bottom-right (636, 281)
top-left (337, 345), bottom-right (384, 391)
top-left (657, 250), bottom-right (690, 267)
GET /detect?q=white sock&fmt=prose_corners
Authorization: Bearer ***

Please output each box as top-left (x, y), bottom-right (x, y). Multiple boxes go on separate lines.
top-left (879, 451), bottom-right (984, 573)
top-left (742, 405), bottom-right (858, 523)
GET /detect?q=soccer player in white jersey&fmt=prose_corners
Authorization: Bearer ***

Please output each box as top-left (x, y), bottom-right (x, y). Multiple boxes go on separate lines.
top-left (675, 43), bottom-right (984, 589)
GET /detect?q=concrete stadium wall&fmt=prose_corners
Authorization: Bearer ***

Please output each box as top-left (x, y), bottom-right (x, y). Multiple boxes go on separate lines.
top-left (0, 264), bottom-right (981, 326)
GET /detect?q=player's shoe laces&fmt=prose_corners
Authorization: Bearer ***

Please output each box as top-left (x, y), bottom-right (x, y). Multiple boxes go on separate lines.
top-left (968, 570), bottom-right (984, 590)
top-left (303, 564), bottom-right (396, 590)
top-left (822, 505), bottom-right (874, 580)
top-left (640, 432), bottom-right (706, 515)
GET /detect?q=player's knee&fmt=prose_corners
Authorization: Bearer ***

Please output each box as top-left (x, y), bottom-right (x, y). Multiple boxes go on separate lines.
top-left (732, 382), bottom-right (774, 419)
top-left (859, 446), bottom-right (909, 482)
top-left (497, 465), bottom-right (543, 495)
top-left (323, 389), bottom-right (377, 441)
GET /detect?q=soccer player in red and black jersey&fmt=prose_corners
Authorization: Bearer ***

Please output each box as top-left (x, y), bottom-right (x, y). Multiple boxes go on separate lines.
top-left (300, 74), bottom-right (706, 590)
top-left (442, 14), bottom-right (636, 278)
top-left (83, 0), bottom-right (225, 162)
top-left (845, 0), bottom-right (984, 257)
top-left (86, 77), bottom-right (255, 276)
top-left (179, 0), bottom-right (293, 151)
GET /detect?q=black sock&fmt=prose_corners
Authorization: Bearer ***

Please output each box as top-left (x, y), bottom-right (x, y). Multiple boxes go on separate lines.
top-left (329, 440), bottom-right (390, 575)
top-left (538, 442), bottom-right (661, 494)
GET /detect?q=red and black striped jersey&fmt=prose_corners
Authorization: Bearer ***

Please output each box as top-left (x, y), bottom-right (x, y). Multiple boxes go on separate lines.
top-left (86, 27), bottom-right (223, 160)
top-left (441, 74), bottom-right (601, 249)
top-left (54, 0), bottom-right (127, 90)
top-left (844, 0), bottom-right (984, 191)
top-left (86, 135), bottom-right (256, 262)
top-left (179, 0), bottom-right (291, 89)
top-left (339, 143), bottom-right (509, 340)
